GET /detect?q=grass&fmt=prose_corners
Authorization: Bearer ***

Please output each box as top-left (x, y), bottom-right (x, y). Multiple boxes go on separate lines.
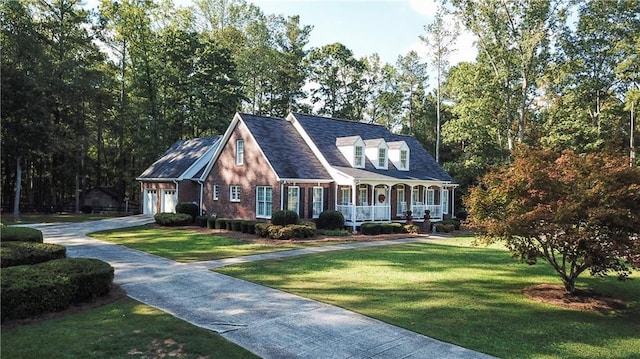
top-left (1, 213), bottom-right (126, 225)
top-left (216, 236), bottom-right (640, 359)
top-left (89, 226), bottom-right (341, 262)
top-left (1, 297), bottom-right (258, 359)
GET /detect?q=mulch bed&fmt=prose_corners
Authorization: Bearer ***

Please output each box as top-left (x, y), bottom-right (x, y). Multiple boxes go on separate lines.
top-left (522, 284), bottom-right (627, 312)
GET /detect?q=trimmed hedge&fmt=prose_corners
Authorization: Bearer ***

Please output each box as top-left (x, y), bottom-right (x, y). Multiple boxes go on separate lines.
top-left (215, 218), bottom-right (229, 229)
top-left (1, 227), bottom-right (43, 243)
top-left (434, 222), bottom-right (456, 233)
top-left (154, 212), bottom-right (192, 226)
top-left (0, 242), bottom-right (67, 268)
top-left (1, 258), bottom-right (114, 322)
top-left (360, 222), bottom-right (416, 235)
top-left (255, 223), bottom-right (315, 240)
top-left (207, 217), bottom-right (217, 229)
top-left (316, 210), bottom-right (345, 230)
top-left (271, 210), bottom-right (299, 226)
top-left (195, 215), bottom-right (209, 227)
top-left (440, 218), bottom-right (461, 230)
top-left (175, 202), bottom-right (199, 222)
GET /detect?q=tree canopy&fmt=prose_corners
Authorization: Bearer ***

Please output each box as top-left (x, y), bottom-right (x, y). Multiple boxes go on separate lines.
top-left (466, 147), bottom-right (640, 293)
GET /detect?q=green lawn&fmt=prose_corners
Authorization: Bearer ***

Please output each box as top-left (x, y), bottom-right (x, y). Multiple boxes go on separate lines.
top-left (1, 297), bottom-right (258, 359)
top-left (89, 226), bottom-right (340, 262)
top-left (216, 237), bottom-right (640, 359)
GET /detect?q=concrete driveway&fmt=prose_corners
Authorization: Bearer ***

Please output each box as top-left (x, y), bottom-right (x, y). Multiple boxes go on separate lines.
top-left (30, 215), bottom-right (495, 359)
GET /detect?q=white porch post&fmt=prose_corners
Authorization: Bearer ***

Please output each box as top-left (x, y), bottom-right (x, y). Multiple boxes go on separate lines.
top-left (440, 186), bottom-right (444, 218)
top-left (351, 183), bottom-right (357, 232)
top-left (409, 185), bottom-right (414, 214)
top-left (451, 186), bottom-right (456, 218)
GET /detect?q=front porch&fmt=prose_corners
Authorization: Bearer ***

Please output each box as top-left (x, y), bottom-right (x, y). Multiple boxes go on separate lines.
top-left (334, 182), bottom-right (454, 228)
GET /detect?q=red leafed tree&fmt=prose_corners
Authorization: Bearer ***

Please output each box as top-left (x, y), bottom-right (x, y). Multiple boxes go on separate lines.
top-left (466, 146), bottom-right (640, 294)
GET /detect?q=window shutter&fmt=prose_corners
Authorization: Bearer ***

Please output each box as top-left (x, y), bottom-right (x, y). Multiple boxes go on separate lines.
top-left (299, 189), bottom-right (305, 218)
top-left (283, 187), bottom-right (289, 211)
top-left (324, 186), bottom-right (330, 211)
top-left (308, 187), bottom-right (314, 218)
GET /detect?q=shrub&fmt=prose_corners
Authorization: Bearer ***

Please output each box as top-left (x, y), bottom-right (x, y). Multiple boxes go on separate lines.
top-left (291, 224), bottom-right (315, 239)
top-left (225, 220), bottom-right (233, 230)
top-left (434, 222), bottom-right (455, 233)
top-left (271, 210), bottom-right (299, 226)
top-left (215, 218), bottom-right (229, 230)
top-left (316, 229), bottom-right (351, 237)
top-left (241, 221), bottom-right (259, 234)
top-left (440, 219), bottom-right (461, 230)
top-left (0, 227), bottom-right (43, 243)
top-left (404, 224), bottom-right (419, 234)
top-left (389, 222), bottom-right (406, 234)
top-left (80, 205), bottom-right (93, 214)
top-left (255, 223), bottom-right (270, 237)
top-left (1, 242), bottom-right (66, 268)
top-left (380, 223), bottom-right (395, 234)
top-left (207, 217), bottom-right (217, 229)
top-left (154, 213), bottom-right (192, 226)
top-left (175, 202), bottom-right (199, 222)
top-left (231, 220), bottom-right (243, 232)
top-left (316, 210), bottom-right (345, 230)
top-left (455, 210), bottom-right (468, 220)
top-left (195, 216), bottom-right (209, 227)
top-left (360, 223), bottom-right (381, 235)
top-left (1, 258), bottom-right (114, 322)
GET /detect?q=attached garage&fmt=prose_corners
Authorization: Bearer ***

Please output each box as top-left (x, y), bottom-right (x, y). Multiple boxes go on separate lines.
top-left (143, 189), bottom-right (158, 215)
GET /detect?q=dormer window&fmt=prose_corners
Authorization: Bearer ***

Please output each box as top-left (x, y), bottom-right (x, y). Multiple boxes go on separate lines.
top-left (388, 141), bottom-right (410, 171)
top-left (378, 148), bottom-right (386, 168)
top-left (355, 145), bottom-right (364, 167)
top-left (336, 136), bottom-right (365, 168)
top-left (364, 138), bottom-right (388, 170)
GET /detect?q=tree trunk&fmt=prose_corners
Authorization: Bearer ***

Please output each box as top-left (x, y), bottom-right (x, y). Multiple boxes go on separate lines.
top-left (13, 156), bottom-right (22, 221)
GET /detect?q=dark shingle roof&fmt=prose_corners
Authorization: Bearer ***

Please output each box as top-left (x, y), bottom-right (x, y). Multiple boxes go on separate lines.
top-left (291, 113), bottom-right (454, 182)
top-left (239, 114), bottom-right (331, 180)
top-left (138, 136), bottom-right (220, 179)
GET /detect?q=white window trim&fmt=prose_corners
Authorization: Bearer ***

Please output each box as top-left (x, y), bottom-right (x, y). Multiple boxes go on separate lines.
top-left (358, 185), bottom-right (368, 206)
top-left (396, 187), bottom-right (405, 215)
top-left (426, 189), bottom-right (435, 206)
top-left (287, 186), bottom-right (300, 214)
top-left (230, 185), bottom-right (241, 202)
top-left (256, 186), bottom-right (273, 219)
top-left (236, 139), bottom-right (244, 165)
top-left (400, 150), bottom-right (408, 170)
top-left (354, 145), bottom-right (364, 168)
top-left (340, 187), bottom-right (351, 205)
top-left (442, 189), bottom-right (449, 214)
top-left (378, 147), bottom-right (387, 169)
top-left (213, 185), bottom-right (219, 201)
top-left (312, 187), bottom-right (323, 218)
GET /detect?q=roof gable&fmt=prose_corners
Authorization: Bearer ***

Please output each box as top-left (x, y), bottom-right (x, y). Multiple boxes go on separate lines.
top-left (239, 114), bottom-right (331, 180)
top-left (138, 136), bottom-right (220, 180)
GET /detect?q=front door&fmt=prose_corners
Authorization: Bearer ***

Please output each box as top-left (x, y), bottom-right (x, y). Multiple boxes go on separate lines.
top-left (374, 186), bottom-right (388, 221)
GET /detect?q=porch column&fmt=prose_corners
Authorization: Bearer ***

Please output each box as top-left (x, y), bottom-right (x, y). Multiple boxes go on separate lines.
top-left (440, 186), bottom-right (444, 217)
top-left (352, 183), bottom-right (357, 232)
top-left (409, 185), bottom-right (415, 214)
top-left (451, 186), bottom-right (456, 218)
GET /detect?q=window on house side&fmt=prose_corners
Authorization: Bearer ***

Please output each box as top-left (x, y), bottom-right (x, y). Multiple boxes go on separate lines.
top-left (287, 186), bottom-right (300, 215)
top-left (426, 189), bottom-right (435, 205)
top-left (213, 185), bottom-right (219, 201)
top-left (358, 186), bottom-right (368, 206)
top-left (354, 146), bottom-right (364, 167)
top-left (236, 139), bottom-right (244, 165)
top-left (442, 190), bottom-right (449, 214)
top-left (340, 187), bottom-right (351, 205)
top-left (378, 148), bottom-right (386, 168)
top-left (256, 186), bottom-right (273, 218)
top-left (400, 150), bottom-right (408, 169)
top-left (230, 185), bottom-right (241, 202)
top-left (312, 187), bottom-right (323, 218)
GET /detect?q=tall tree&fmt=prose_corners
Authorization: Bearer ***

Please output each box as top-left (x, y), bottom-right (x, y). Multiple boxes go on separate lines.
top-left (306, 42), bottom-right (366, 119)
top-left (452, 0), bottom-right (565, 149)
top-left (420, 7), bottom-right (459, 163)
top-left (395, 50), bottom-right (428, 134)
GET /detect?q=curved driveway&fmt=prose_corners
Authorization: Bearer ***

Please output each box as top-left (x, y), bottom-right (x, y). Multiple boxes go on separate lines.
top-left (30, 215), bottom-right (494, 359)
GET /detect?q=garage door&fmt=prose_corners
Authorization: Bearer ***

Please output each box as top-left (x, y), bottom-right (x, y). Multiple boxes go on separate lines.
top-left (143, 189), bottom-right (158, 215)
top-left (161, 189), bottom-right (177, 213)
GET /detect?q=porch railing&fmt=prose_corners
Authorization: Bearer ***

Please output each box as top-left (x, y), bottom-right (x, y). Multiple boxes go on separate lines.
top-left (337, 204), bottom-right (390, 222)
top-left (410, 204), bottom-right (442, 219)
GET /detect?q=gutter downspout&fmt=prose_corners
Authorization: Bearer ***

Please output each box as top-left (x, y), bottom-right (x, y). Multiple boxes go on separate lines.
top-left (173, 180), bottom-right (180, 213)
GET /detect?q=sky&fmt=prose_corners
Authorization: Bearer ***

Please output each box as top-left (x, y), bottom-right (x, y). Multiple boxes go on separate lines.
top-left (252, 0), bottom-right (478, 67)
